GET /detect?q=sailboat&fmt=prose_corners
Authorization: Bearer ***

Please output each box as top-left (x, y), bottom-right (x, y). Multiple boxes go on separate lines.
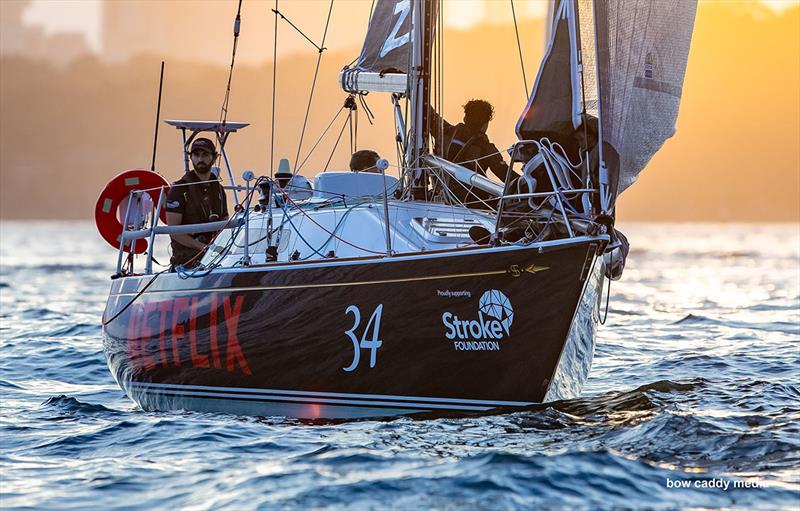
top-left (98, 0), bottom-right (697, 419)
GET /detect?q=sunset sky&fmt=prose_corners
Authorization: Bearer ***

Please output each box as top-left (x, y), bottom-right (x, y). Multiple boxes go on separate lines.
top-left (17, 0), bottom-right (798, 55)
top-left (1, 0), bottom-right (798, 221)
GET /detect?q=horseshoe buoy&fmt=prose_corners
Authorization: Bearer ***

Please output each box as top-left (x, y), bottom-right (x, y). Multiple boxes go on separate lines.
top-left (95, 169), bottom-right (170, 254)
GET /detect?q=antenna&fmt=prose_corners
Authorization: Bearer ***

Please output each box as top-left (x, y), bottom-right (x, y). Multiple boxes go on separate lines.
top-left (150, 61), bottom-right (165, 172)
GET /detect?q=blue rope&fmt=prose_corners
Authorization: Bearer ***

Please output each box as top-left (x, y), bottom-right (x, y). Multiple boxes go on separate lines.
top-left (278, 196), bottom-right (363, 260)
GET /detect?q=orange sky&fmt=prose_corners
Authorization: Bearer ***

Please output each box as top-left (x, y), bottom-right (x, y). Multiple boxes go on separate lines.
top-left (0, 0), bottom-right (798, 221)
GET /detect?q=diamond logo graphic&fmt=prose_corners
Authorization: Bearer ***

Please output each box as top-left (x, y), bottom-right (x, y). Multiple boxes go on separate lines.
top-left (478, 290), bottom-right (514, 333)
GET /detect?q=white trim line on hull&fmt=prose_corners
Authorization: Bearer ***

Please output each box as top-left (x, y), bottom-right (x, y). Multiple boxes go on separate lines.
top-left (128, 382), bottom-right (533, 410)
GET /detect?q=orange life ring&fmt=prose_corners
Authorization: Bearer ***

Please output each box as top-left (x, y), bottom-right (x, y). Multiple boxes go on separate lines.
top-left (95, 169), bottom-right (170, 254)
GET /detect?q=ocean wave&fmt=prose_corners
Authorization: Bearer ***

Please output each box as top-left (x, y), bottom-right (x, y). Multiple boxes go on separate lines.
top-left (673, 313), bottom-right (800, 334)
top-left (4, 263), bottom-right (106, 273)
top-left (17, 308), bottom-right (69, 320)
top-left (0, 379), bottom-right (24, 390)
top-left (1, 222), bottom-right (798, 509)
top-left (262, 449), bottom-right (799, 510)
top-left (40, 395), bottom-right (119, 416)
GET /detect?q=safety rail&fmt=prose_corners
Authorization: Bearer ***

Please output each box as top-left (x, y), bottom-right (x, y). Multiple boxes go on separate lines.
top-left (495, 140), bottom-right (599, 239)
top-left (115, 157), bottom-right (599, 276)
top-left (422, 150), bottom-right (597, 240)
top-left (115, 186), bottom-right (244, 276)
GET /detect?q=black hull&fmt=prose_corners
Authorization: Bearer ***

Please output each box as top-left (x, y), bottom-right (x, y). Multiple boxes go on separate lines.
top-left (102, 237), bottom-right (607, 418)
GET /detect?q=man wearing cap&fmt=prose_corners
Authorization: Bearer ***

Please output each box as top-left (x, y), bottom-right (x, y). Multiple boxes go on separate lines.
top-left (165, 137), bottom-right (229, 268)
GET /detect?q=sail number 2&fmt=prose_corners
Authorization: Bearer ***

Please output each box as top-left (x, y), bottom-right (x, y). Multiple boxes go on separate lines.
top-left (379, 0), bottom-right (411, 58)
top-left (342, 304), bottom-right (384, 372)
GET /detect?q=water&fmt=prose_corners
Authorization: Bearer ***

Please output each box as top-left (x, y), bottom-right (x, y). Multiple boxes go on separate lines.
top-left (1, 222), bottom-right (798, 510)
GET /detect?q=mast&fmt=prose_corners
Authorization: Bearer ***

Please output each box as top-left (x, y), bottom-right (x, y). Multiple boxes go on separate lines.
top-left (407, 0), bottom-right (436, 200)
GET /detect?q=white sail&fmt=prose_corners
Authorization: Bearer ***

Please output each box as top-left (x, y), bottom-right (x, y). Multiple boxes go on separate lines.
top-left (592, 0), bottom-right (698, 198)
top-left (518, 0), bottom-right (698, 209)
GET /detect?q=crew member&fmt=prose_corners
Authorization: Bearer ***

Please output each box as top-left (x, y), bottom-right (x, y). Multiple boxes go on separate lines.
top-left (165, 137), bottom-right (229, 268)
top-left (431, 100), bottom-right (518, 207)
top-left (349, 149), bottom-right (381, 173)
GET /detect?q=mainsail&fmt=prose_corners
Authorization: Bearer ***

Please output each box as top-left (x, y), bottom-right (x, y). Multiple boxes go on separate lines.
top-left (340, 0), bottom-right (414, 94)
top-left (517, 0), bottom-right (697, 210)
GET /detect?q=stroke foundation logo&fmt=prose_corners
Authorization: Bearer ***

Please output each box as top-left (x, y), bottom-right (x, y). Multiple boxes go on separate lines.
top-left (442, 290), bottom-right (514, 351)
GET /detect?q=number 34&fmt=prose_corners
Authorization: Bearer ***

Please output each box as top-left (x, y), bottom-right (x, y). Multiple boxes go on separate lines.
top-left (343, 304), bottom-right (384, 372)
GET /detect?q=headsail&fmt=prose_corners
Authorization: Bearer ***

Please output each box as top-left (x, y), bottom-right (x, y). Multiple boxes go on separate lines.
top-left (593, 0), bottom-right (698, 202)
top-left (516, 0), bottom-right (581, 143)
top-left (517, 0), bottom-right (697, 210)
top-left (340, 0), bottom-right (413, 94)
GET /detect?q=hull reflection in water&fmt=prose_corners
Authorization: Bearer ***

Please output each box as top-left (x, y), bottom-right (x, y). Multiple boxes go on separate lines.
top-left (102, 238), bottom-right (607, 418)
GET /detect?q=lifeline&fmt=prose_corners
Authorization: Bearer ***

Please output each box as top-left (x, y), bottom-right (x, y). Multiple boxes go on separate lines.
top-left (453, 340), bottom-right (500, 351)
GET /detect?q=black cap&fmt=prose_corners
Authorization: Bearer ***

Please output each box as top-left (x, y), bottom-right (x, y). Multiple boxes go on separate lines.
top-left (190, 137), bottom-right (216, 154)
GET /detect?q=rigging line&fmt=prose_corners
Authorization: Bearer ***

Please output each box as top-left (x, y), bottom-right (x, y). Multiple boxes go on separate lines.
top-left (219, 0), bottom-right (244, 128)
top-left (428, 166), bottom-right (497, 213)
top-left (438, 3), bottom-right (444, 157)
top-left (293, 0), bottom-right (335, 174)
top-left (281, 191), bottom-right (385, 255)
top-left (271, 8), bottom-right (325, 52)
top-left (103, 270), bottom-right (166, 326)
top-left (357, 95), bottom-right (374, 125)
top-left (297, 104), bottom-right (346, 172)
top-left (324, 114), bottom-right (351, 172)
top-left (353, 103), bottom-right (358, 152)
top-left (354, 105), bottom-right (358, 152)
top-left (270, 0), bottom-right (279, 177)
top-left (348, 108), bottom-right (354, 155)
top-left (510, 0), bottom-right (529, 97)
top-left (572, 1), bottom-right (591, 193)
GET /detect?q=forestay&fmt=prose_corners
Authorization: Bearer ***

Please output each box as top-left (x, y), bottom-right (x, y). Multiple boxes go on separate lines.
top-left (340, 0), bottom-right (414, 94)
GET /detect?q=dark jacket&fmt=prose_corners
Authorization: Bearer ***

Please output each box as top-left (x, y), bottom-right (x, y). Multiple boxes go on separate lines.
top-left (430, 110), bottom-right (514, 185)
top-left (165, 171), bottom-right (229, 266)
top-left (430, 111), bottom-right (519, 208)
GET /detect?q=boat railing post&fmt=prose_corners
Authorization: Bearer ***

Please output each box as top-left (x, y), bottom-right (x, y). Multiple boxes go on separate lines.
top-left (129, 193), bottom-right (142, 259)
top-left (378, 159), bottom-right (393, 256)
top-left (241, 171), bottom-right (254, 266)
top-left (545, 170), bottom-right (575, 239)
top-left (494, 142), bottom-right (522, 238)
top-left (145, 186), bottom-right (166, 274)
top-left (217, 132), bottom-right (241, 207)
top-left (116, 190), bottom-right (135, 274)
top-left (181, 128), bottom-right (189, 173)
